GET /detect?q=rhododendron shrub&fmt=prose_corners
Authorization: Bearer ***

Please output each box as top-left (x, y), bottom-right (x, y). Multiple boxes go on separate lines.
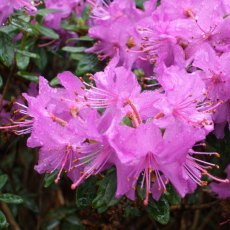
top-left (0, 0), bottom-right (230, 229)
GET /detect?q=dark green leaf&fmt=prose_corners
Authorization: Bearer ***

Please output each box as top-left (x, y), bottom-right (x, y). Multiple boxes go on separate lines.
top-left (61, 22), bottom-right (77, 31)
top-left (92, 170), bottom-right (119, 213)
top-left (17, 71), bottom-right (39, 82)
top-left (122, 116), bottom-right (133, 127)
top-left (10, 18), bottom-right (35, 34)
top-left (78, 36), bottom-right (94, 42)
top-left (16, 49), bottom-right (39, 59)
top-left (0, 211), bottom-right (8, 229)
top-left (164, 185), bottom-right (181, 205)
top-left (61, 219), bottom-right (84, 230)
top-left (36, 9), bottom-right (60, 17)
top-left (16, 52), bottom-right (30, 70)
top-left (43, 220), bottom-right (60, 230)
top-left (0, 193), bottom-right (24, 204)
top-left (0, 175), bottom-right (8, 190)
top-left (50, 77), bottom-right (60, 87)
top-left (65, 215), bottom-right (82, 226)
top-left (76, 177), bottom-right (97, 209)
top-left (146, 197), bottom-right (170, 225)
top-left (48, 206), bottom-right (77, 220)
top-left (135, 0), bottom-right (147, 9)
top-left (124, 206), bottom-right (141, 218)
top-left (0, 24), bottom-right (17, 34)
top-left (76, 54), bottom-right (101, 75)
top-left (16, 13), bottom-right (31, 23)
top-left (34, 25), bottom-right (59, 39)
top-left (21, 194), bottom-right (39, 213)
top-left (0, 32), bottom-right (15, 67)
top-left (33, 47), bottom-right (47, 71)
top-left (67, 36), bottom-right (93, 42)
top-left (62, 47), bottom-right (86, 53)
top-left (44, 171), bottom-right (58, 188)
top-left (186, 191), bottom-right (200, 205)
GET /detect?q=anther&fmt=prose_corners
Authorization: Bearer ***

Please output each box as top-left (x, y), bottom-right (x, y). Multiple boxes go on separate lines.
top-left (50, 113), bottom-right (67, 127)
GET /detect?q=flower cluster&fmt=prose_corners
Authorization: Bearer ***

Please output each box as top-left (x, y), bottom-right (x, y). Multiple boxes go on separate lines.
top-left (0, 0), bottom-right (85, 29)
top-left (44, 0), bottom-right (85, 30)
top-left (0, 0), bottom-right (39, 25)
top-left (1, 0), bottom-right (230, 203)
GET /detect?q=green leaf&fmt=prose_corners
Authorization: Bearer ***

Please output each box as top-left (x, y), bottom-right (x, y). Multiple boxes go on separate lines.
top-left (10, 18), bottom-right (35, 34)
top-left (36, 8), bottom-right (60, 17)
top-left (17, 71), bottom-right (39, 82)
top-left (186, 191), bottom-right (200, 205)
top-left (65, 215), bottom-right (83, 227)
top-left (44, 171), bottom-right (58, 188)
top-left (16, 49), bottom-right (39, 59)
top-left (0, 175), bottom-right (8, 190)
top-left (122, 116), bottom-right (133, 127)
top-left (76, 177), bottom-right (97, 209)
top-left (164, 185), bottom-right (181, 205)
top-left (135, 0), bottom-right (147, 9)
top-left (124, 205), bottom-right (141, 218)
top-left (76, 54), bottom-right (101, 75)
top-left (34, 25), bottom-right (59, 39)
top-left (145, 197), bottom-right (170, 225)
top-left (92, 170), bottom-right (119, 213)
top-left (21, 194), bottom-right (39, 213)
top-left (62, 220), bottom-right (84, 230)
top-left (0, 193), bottom-right (24, 204)
top-left (16, 52), bottom-right (30, 70)
top-left (33, 47), bottom-right (47, 71)
top-left (0, 211), bottom-right (8, 229)
top-left (43, 220), bottom-right (60, 230)
top-left (16, 49), bottom-right (40, 70)
top-left (0, 32), bottom-right (15, 67)
top-left (67, 36), bottom-right (93, 43)
top-left (61, 21), bottom-right (77, 31)
top-left (16, 13), bottom-right (31, 23)
top-left (62, 46), bottom-right (86, 53)
top-left (0, 24), bottom-right (17, 34)
top-left (47, 206), bottom-right (77, 221)
top-left (50, 77), bottom-right (60, 87)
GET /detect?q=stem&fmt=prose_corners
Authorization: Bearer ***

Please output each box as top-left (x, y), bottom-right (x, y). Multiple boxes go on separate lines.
top-left (170, 201), bottom-right (218, 210)
top-left (56, 188), bottom-right (65, 205)
top-left (0, 202), bottom-right (21, 230)
top-left (0, 63), bottom-right (15, 109)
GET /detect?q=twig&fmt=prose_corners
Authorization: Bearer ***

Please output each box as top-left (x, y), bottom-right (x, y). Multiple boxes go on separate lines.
top-left (36, 177), bottom-right (43, 230)
top-left (0, 202), bottom-right (21, 230)
top-left (0, 63), bottom-right (15, 108)
top-left (199, 209), bottom-right (216, 230)
top-left (180, 212), bottom-right (187, 230)
top-left (56, 188), bottom-right (65, 206)
top-left (191, 209), bottom-right (201, 230)
top-left (171, 201), bottom-right (218, 210)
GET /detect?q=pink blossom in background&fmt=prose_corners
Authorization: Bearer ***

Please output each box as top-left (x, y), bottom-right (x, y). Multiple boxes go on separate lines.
top-left (0, 0), bottom-right (38, 25)
top-left (44, 0), bottom-right (84, 30)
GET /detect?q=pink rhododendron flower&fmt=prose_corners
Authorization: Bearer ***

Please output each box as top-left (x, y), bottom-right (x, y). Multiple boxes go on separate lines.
top-left (1, 0), bottom-right (230, 207)
top-left (87, 0), bottom-right (155, 68)
top-left (153, 66), bottom-right (214, 134)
